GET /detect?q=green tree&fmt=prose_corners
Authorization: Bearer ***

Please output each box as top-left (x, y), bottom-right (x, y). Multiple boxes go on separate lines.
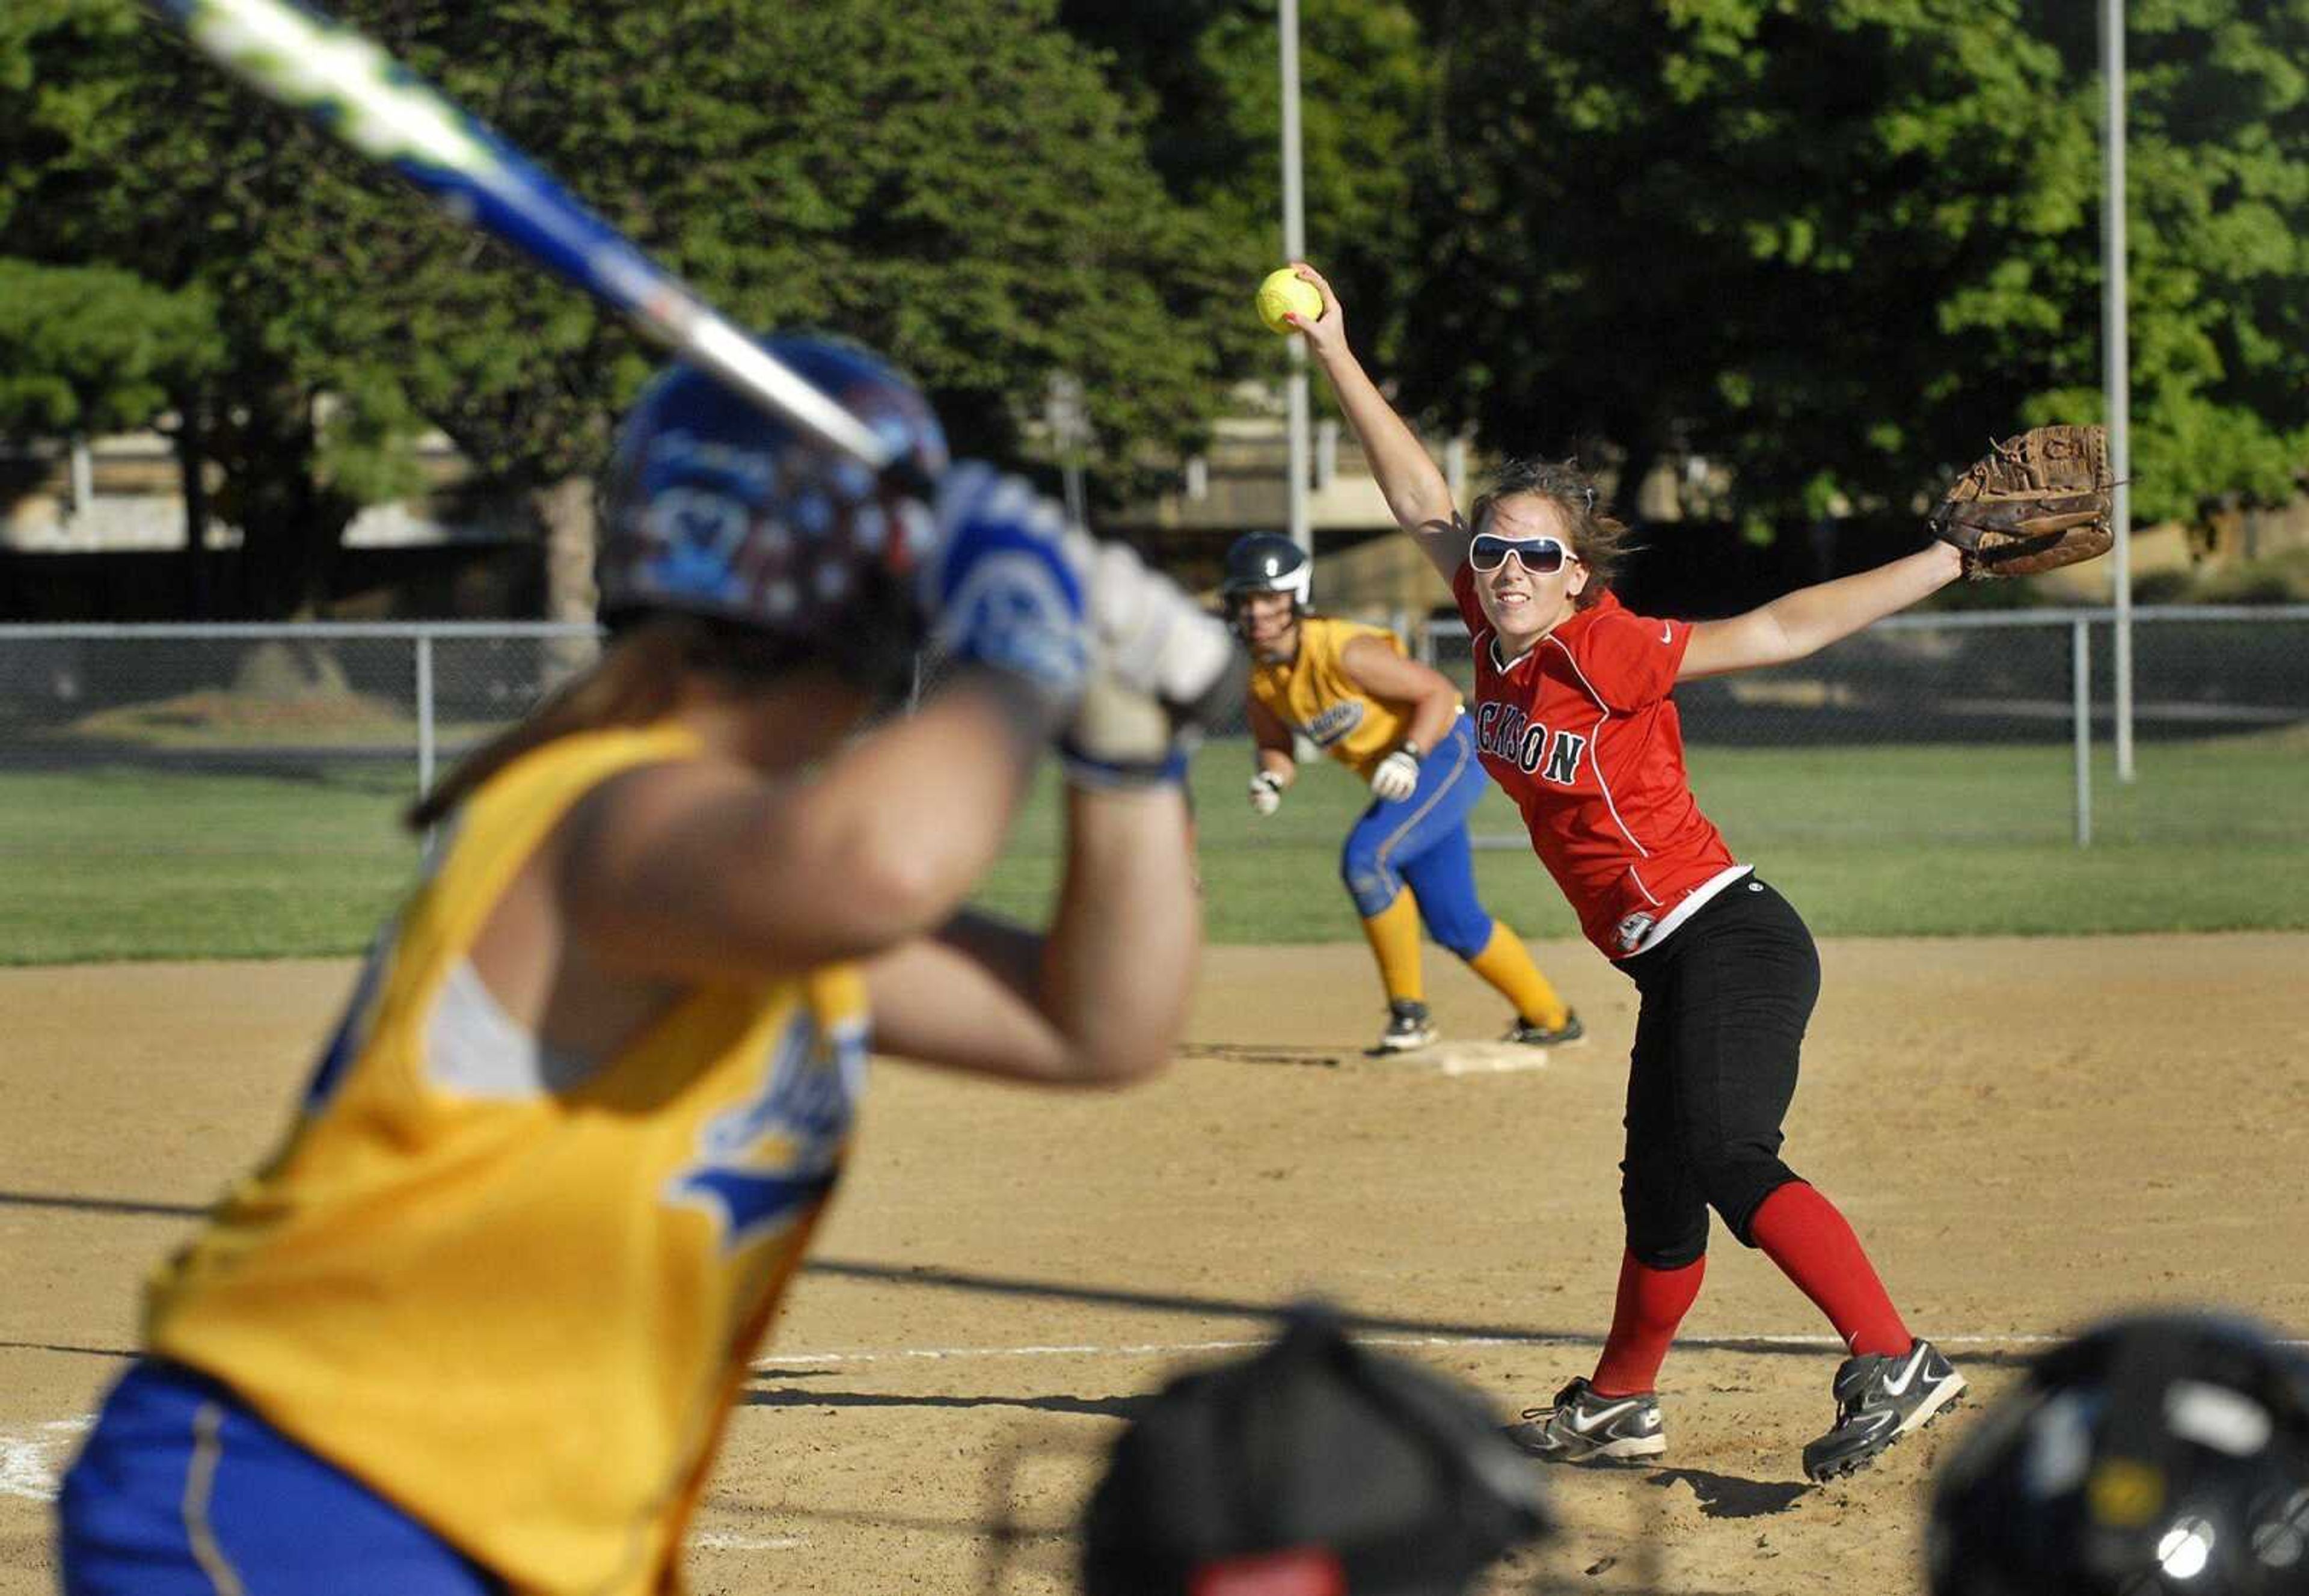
top-left (2034, 0), bottom-right (2309, 518)
top-left (385, 0), bottom-right (1244, 626)
top-left (1399, 0), bottom-right (2307, 538)
top-left (2, 0), bottom-right (444, 615)
top-left (0, 261), bottom-right (219, 436)
top-left (1058, 1), bottom-right (1441, 371)
top-left (3, 0), bottom-right (1239, 620)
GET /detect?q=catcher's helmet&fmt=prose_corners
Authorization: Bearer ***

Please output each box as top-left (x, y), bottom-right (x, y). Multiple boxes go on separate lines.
top-left (597, 336), bottom-right (948, 687)
top-left (1219, 532), bottom-right (1312, 616)
top-left (1081, 1301), bottom-right (1550, 1596)
top-left (1928, 1312), bottom-right (2309, 1596)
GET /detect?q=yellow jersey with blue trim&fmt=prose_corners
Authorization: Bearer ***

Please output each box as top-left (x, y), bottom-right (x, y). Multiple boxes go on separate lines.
top-left (1246, 615), bottom-right (1430, 781)
top-left (144, 721), bottom-right (867, 1596)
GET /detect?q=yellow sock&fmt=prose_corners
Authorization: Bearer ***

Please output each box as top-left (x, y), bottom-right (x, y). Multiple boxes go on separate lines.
top-left (1358, 894), bottom-right (1424, 1004)
top-left (1466, 922), bottom-right (1570, 1029)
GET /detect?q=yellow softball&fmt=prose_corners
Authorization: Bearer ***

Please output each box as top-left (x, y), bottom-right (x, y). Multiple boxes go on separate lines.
top-left (1255, 267), bottom-right (1322, 334)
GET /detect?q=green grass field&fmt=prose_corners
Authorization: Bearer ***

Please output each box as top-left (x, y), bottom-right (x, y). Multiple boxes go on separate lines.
top-left (4, 731), bottom-right (2302, 964)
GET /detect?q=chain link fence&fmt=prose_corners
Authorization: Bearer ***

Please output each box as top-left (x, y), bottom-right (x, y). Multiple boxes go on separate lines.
top-left (1, 608), bottom-right (2302, 956)
top-left (0, 619), bottom-right (595, 771)
top-left (0, 622), bottom-right (601, 960)
top-left (1419, 606), bottom-right (2309, 850)
top-left (3, 609), bottom-right (2304, 818)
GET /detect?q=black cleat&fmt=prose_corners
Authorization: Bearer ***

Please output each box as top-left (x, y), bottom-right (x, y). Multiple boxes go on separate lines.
top-left (1504, 1010), bottom-right (1584, 1048)
top-left (1377, 999), bottom-right (1437, 1052)
top-left (1802, 1338), bottom-right (1966, 1481)
top-left (1504, 1377), bottom-right (1666, 1464)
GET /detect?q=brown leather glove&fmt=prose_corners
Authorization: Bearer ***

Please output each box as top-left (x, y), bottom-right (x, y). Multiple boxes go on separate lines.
top-left (1927, 425), bottom-right (2115, 580)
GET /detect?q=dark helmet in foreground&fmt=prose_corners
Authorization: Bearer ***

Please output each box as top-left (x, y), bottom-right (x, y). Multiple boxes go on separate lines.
top-left (597, 336), bottom-right (949, 692)
top-left (1928, 1311), bottom-right (2309, 1596)
top-left (1219, 532), bottom-right (1312, 625)
top-left (1081, 1301), bottom-right (1550, 1596)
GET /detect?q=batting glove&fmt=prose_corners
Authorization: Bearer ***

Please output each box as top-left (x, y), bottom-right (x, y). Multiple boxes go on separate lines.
top-left (918, 463), bottom-right (1090, 724)
top-left (1248, 770), bottom-right (1285, 817)
top-left (1369, 744), bottom-right (1421, 803)
top-left (1075, 537), bottom-right (1242, 724)
top-left (1059, 539), bottom-right (1248, 790)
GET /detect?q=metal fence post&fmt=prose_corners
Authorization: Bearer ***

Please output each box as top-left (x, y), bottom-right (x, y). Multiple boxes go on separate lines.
top-left (2073, 616), bottom-right (2092, 849)
top-left (415, 629), bottom-right (437, 799)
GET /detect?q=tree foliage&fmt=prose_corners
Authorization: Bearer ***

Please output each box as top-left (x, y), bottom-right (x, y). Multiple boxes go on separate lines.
top-left (2, 0), bottom-right (458, 609)
top-left (4, 0), bottom-right (2304, 617)
top-left (1402, 0), bottom-right (2308, 530)
top-left (2040, 0), bottom-right (2309, 515)
top-left (358, 0), bottom-right (1243, 493)
top-left (1057, 0), bottom-right (1439, 371)
top-left (0, 261), bottom-right (219, 435)
top-left (1, 0), bottom-right (1237, 613)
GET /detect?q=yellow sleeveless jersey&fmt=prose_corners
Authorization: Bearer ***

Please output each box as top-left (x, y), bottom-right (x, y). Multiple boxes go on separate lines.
top-left (146, 722), bottom-right (867, 1596)
top-left (1247, 615), bottom-right (1430, 781)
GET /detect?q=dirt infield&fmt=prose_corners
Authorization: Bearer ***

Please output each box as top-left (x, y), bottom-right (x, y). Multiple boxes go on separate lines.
top-left (6, 935), bottom-right (2307, 1594)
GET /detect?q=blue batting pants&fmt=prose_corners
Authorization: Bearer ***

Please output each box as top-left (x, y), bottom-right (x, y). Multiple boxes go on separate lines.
top-left (1339, 716), bottom-right (1494, 956)
top-left (59, 1360), bottom-right (502, 1596)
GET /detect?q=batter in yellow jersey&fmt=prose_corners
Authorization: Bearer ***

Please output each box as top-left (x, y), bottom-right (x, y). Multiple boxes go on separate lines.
top-left (60, 337), bottom-right (1225, 1596)
top-left (137, 725), bottom-right (853, 1595)
top-left (1222, 533), bottom-right (1581, 1055)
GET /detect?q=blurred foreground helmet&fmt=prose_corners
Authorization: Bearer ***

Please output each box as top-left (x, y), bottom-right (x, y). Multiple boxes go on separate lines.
top-left (598, 336), bottom-right (949, 690)
top-left (1928, 1312), bottom-right (2309, 1596)
top-left (1081, 1301), bottom-right (1550, 1596)
top-left (1221, 532), bottom-right (1313, 619)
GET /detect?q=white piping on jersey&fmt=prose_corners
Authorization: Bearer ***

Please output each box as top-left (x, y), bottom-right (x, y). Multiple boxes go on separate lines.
top-left (1624, 867), bottom-right (1661, 907)
top-left (1483, 630), bottom-right (1537, 674)
top-left (1542, 635), bottom-right (1650, 859)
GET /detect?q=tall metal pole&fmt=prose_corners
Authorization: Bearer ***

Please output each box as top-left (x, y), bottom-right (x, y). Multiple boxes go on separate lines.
top-left (1280, 0), bottom-right (1312, 557)
top-left (2103, 0), bottom-right (2135, 781)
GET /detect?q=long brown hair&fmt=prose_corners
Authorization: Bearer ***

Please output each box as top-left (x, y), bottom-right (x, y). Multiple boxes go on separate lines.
top-left (1468, 458), bottom-right (1637, 609)
top-left (405, 613), bottom-right (818, 832)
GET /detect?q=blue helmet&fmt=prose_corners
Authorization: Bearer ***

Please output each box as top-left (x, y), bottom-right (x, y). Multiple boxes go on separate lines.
top-left (597, 336), bottom-right (949, 679)
top-left (1929, 1312), bottom-right (2309, 1596)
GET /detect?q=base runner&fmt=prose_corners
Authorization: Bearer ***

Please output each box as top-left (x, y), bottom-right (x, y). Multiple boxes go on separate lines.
top-left (1222, 532), bottom-right (1581, 1056)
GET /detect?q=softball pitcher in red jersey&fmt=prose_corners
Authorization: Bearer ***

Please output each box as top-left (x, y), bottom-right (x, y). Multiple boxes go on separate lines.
top-left (1284, 262), bottom-right (1967, 1481)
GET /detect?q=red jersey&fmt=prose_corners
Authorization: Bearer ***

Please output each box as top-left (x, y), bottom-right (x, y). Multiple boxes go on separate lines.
top-left (1453, 569), bottom-right (1746, 959)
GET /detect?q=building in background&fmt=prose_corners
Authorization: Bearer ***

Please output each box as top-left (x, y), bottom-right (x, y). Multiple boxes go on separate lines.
top-left (6, 403), bottom-right (2298, 624)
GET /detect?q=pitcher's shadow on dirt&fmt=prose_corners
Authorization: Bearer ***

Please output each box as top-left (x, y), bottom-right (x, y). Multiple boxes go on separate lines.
top-left (743, 1383), bottom-right (1153, 1422)
top-left (1643, 1467), bottom-right (1812, 1519)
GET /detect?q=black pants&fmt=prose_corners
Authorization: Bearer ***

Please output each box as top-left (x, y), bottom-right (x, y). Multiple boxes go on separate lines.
top-left (1614, 876), bottom-right (1821, 1269)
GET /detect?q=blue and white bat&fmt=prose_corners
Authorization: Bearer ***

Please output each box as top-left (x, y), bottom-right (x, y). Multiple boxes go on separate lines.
top-left (149, 0), bottom-right (897, 473)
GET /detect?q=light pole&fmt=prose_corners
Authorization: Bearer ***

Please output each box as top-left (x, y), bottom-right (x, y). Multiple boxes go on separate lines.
top-left (2102, 0), bottom-right (2135, 781)
top-left (1279, 0), bottom-right (1311, 558)
top-left (1046, 371), bottom-right (1090, 527)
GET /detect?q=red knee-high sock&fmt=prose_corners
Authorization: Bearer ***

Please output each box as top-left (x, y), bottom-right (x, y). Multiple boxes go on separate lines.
top-left (1590, 1250), bottom-right (1706, 1396)
top-left (1749, 1182), bottom-right (1910, 1358)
